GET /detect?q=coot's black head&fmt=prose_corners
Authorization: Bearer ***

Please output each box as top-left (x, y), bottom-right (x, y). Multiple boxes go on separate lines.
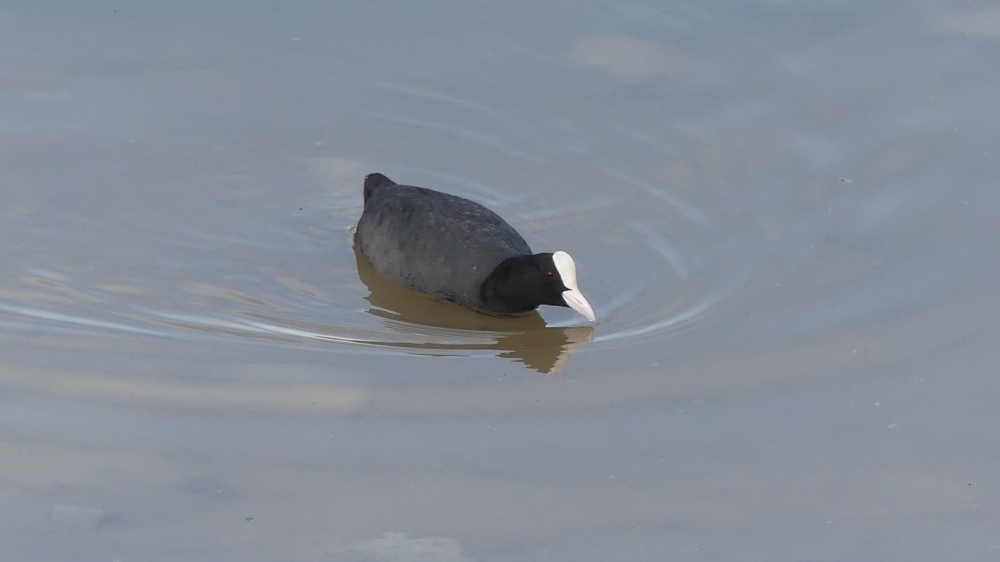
top-left (481, 251), bottom-right (596, 321)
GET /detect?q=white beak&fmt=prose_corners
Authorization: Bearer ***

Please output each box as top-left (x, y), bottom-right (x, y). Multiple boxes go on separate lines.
top-left (562, 288), bottom-right (596, 322)
top-left (553, 251), bottom-right (596, 322)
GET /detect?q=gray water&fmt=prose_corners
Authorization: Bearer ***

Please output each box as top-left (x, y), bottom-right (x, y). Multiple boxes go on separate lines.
top-left (3, 1), bottom-right (999, 560)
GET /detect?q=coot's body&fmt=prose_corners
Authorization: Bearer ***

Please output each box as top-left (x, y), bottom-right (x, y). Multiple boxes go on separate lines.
top-left (355, 173), bottom-right (595, 321)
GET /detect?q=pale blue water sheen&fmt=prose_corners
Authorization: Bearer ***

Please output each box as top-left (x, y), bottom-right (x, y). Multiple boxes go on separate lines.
top-left (2, 1), bottom-right (999, 560)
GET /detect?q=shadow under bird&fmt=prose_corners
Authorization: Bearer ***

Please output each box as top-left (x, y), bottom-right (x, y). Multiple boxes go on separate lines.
top-left (355, 173), bottom-right (596, 321)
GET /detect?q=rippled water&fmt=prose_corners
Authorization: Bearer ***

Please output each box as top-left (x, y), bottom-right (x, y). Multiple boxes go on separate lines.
top-left (3, 1), bottom-right (1000, 560)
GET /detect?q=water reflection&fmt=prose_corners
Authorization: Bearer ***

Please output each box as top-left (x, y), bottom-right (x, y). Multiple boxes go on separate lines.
top-left (354, 243), bottom-right (593, 373)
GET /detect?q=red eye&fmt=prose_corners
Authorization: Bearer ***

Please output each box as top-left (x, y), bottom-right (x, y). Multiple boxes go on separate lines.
top-left (546, 271), bottom-right (555, 279)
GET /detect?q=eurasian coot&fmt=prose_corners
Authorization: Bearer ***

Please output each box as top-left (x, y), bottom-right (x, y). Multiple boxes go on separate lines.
top-left (355, 173), bottom-right (596, 321)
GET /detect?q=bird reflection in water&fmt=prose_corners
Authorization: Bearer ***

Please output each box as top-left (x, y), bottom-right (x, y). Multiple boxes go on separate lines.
top-left (354, 244), bottom-right (593, 373)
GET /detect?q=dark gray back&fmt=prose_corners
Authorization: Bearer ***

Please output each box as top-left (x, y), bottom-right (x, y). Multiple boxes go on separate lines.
top-left (356, 184), bottom-right (532, 308)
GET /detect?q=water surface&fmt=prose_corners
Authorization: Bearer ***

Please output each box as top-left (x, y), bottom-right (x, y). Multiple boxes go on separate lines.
top-left (3, 1), bottom-right (999, 560)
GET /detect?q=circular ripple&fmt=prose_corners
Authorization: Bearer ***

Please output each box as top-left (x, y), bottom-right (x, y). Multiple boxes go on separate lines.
top-left (0, 87), bottom-right (757, 374)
